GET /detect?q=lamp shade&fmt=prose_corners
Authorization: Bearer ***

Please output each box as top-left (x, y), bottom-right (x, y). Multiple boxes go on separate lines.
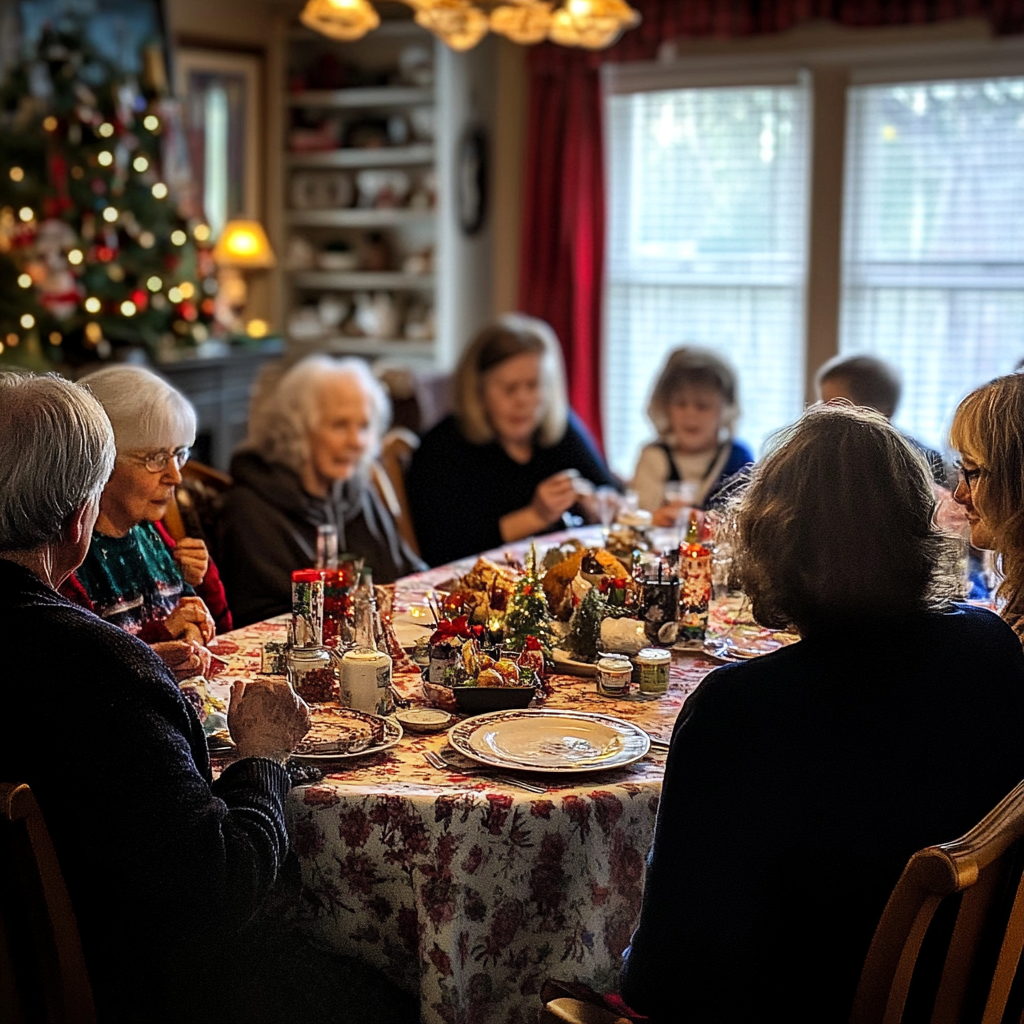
top-left (211, 220), bottom-right (276, 270)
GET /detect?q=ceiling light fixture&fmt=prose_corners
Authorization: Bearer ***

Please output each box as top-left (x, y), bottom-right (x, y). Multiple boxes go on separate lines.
top-left (300, 0), bottom-right (640, 51)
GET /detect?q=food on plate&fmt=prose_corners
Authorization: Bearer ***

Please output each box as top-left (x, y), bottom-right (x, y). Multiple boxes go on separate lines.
top-left (292, 705), bottom-right (385, 756)
top-left (543, 547), bottom-right (633, 621)
top-left (437, 557), bottom-right (518, 625)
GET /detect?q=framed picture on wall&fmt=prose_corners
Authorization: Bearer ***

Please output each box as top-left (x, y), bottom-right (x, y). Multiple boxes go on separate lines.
top-left (174, 47), bottom-right (262, 238)
top-left (1, 0), bottom-right (170, 82)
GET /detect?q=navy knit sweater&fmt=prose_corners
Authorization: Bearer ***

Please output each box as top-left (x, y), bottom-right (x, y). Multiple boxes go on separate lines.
top-left (0, 558), bottom-right (290, 1022)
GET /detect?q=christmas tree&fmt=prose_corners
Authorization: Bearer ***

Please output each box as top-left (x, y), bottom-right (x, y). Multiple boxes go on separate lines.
top-left (503, 545), bottom-right (555, 653)
top-left (0, 21), bottom-right (216, 366)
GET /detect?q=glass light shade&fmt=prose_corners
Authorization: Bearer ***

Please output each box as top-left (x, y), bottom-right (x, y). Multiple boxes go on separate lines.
top-left (300, 0), bottom-right (380, 41)
top-left (412, 0), bottom-right (490, 50)
top-left (211, 220), bottom-right (276, 270)
top-left (489, 2), bottom-right (552, 44)
top-left (548, 0), bottom-right (640, 49)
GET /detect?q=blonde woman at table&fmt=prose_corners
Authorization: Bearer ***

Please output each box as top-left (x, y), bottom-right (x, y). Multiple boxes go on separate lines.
top-left (58, 365), bottom-right (231, 679)
top-left (951, 373), bottom-right (1024, 644)
top-left (620, 404), bottom-right (1024, 1023)
top-left (406, 314), bottom-right (619, 566)
top-left (218, 354), bottom-right (424, 627)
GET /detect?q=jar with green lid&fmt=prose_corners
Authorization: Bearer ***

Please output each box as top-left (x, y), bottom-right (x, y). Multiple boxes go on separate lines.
top-left (636, 647), bottom-right (671, 695)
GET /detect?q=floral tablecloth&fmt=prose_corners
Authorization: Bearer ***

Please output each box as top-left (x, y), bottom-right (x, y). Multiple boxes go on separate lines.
top-left (208, 533), bottom-right (727, 1024)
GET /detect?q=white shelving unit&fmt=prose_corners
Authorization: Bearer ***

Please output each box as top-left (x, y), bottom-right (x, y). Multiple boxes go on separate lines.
top-left (275, 19), bottom-right (443, 366)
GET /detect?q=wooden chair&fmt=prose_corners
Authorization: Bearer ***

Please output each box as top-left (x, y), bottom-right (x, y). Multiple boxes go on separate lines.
top-left (540, 777), bottom-right (1024, 1024)
top-left (163, 460), bottom-right (233, 546)
top-left (850, 777), bottom-right (1024, 1024)
top-left (374, 427), bottom-right (421, 556)
top-left (0, 783), bottom-right (96, 1024)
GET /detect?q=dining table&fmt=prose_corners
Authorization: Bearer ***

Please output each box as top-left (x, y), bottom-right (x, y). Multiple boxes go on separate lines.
top-left (204, 527), bottom-right (767, 1024)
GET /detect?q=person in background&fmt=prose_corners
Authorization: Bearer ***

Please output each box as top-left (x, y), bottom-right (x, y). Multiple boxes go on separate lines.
top-left (950, 373), bottom-right (1024, 644)
top-left (218, 354), bottom-right (424, 628)
top-left (59, 365), bottom-right (230, 679)
top-left (621, 404), bottom-right (1024, 1022)
top-left (406, 313), bottom-right (619, 566)
top-left (816, 353), bottom-right (948, 485)
top-left (631, 347), bottom-right (753, 524)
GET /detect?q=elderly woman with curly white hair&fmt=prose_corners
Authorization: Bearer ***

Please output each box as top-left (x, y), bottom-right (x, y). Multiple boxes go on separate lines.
top-left (218, 354), bottom-right (424, 628)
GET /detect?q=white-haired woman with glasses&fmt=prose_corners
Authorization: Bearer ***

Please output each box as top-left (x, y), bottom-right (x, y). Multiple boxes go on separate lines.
top-left (218, 354), bottom-right (424, 628)
top-left (58, 365), bottom-right (231, 678)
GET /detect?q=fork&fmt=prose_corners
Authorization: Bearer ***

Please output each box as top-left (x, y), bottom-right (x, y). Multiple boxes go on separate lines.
top-left (423, 750), bottom-right (547, 794)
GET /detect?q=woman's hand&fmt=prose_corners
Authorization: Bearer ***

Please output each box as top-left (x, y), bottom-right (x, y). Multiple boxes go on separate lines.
top-left (164, 596), bottom-right (216, 645)
top-left (499, 471), bottom-right (585, 543)
top-left (151, 640), bottom-right (212, 680)
top-left (229, 678), bottom-right (311, 762)
top-left (530, 471), bottom-right (579, 524)
top-left (173, 537), bottom-right (209, 587)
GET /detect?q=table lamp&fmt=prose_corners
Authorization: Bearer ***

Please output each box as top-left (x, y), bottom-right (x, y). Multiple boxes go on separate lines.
top-left (211, 219), bottom-right (276, 335)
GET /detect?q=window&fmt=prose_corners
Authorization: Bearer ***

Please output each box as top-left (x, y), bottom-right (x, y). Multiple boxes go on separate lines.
top-left (840, 76), bottom-right (1024, 450)
top-left (604, 83), bottom-right (809, 478)
top-left (603, 34), bottom-right (1024, 476)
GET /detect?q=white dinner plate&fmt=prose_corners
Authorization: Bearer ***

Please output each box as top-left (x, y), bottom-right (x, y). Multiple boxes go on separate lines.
top-left (291, 712), bottom-right (403, 762)
top-left (392, 608), bottom-right (436, 650)
top-left (448, 709), bottom-right (650, 774)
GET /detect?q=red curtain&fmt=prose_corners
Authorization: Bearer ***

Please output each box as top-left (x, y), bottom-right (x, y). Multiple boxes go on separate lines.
top-left (518, 0), bottom-right (1024, 450)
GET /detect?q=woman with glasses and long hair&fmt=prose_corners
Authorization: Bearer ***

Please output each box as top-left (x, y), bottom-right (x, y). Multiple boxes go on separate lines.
top-left (950, 373), bottom-right (1024, 643)
top-left (59, 365), bottom-right (230, 677)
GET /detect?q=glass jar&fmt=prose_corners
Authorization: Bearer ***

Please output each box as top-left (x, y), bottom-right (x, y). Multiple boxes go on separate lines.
top-left (287, 646), bottom-right (337, 703)
top-left (636, 647), bottom-right (671, 696)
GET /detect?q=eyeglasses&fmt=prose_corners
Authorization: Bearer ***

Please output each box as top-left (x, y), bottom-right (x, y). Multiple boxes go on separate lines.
top-left (954, 460), bottom-right (984, 491)
top-left (126, 447), bottom-right (191, 474)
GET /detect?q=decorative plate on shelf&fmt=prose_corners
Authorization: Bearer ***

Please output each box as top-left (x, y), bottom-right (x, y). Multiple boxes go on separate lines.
top-left (448, 709), bottom-right (650, 774)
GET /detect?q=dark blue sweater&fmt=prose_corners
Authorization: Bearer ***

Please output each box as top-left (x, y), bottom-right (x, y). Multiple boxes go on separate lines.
top-left (621, 604), bottom-right (1024, 1022)
top-left (0, 558), bottom-right (290, 1022)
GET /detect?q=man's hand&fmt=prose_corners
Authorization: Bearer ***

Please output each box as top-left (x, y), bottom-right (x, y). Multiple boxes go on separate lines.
top-left (229, 678), bottom-right (311, 762)
top-left (151, 640), bottom-right (212, 680)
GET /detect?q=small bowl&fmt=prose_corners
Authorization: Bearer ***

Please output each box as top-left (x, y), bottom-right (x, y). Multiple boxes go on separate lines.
top-left (395, 707), bottom-right (454, 733)
top-left (451, 685), bottom-right (536, 715)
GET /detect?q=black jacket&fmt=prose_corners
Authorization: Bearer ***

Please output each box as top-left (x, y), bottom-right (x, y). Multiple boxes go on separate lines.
top-left (217, 452), bottom-right (425, 628)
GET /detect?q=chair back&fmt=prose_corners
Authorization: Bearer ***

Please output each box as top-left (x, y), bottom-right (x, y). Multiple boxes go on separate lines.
top-left (0, 783), bottom-right (95, 1024)
top-left (851, 777), bottom-right (1024, 1024)
top-left (164, 460), bottom-right (233, 546)
top-left (374, 427), bottom-right (421, 556)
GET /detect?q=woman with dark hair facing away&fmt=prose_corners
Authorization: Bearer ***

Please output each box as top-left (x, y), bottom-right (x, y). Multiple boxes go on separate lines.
top-left (631, 346), bottom-right (753, 523)
top-left (620, 404), bottom-right (1024, 1023)
top-left (406, 314), bottom-right (618, 567)
top-left (950, 373), bottom-right (1024, 644)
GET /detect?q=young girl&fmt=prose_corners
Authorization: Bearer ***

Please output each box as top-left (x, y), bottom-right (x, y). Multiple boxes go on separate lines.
top-left (631, 347), bottom-right (753, 525)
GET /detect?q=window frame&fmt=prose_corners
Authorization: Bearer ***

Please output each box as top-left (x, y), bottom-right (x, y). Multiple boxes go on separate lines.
top-left (602, 26), bottom-right (1024, 410)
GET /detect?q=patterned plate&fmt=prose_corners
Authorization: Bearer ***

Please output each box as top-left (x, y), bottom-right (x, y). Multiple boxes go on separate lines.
top-left (291, 709), bottom-right (403, 762)
top-left (448, 709), bottom-right (650, 774)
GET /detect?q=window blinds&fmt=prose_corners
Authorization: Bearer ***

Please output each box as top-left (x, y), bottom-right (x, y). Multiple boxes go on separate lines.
top-left (603, 84), bottom-right (809, 479)
top-left (840, 77), bottom-right (1024, 451)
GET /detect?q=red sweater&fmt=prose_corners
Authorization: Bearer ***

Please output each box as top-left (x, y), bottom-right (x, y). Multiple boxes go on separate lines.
top-left (60, 520), bottom-right (233, 639)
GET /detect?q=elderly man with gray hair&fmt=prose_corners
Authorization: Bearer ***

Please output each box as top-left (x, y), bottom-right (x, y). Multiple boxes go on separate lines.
top-left (0, 372), bottom-right (415, 1023)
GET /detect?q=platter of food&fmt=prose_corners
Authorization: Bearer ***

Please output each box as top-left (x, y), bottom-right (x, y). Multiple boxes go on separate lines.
top-left (448, 709), bottom-right (650, 774)
top-left (291, 705), bottom-right (402, 762)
